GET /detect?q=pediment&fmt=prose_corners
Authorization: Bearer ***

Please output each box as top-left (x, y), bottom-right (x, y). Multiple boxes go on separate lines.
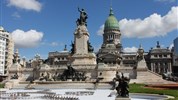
top-left (99, 53), bottom-right (120, 59)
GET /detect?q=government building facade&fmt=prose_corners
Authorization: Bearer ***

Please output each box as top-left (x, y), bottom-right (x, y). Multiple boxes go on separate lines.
top-left (1, 7), bottom-right (177, 87)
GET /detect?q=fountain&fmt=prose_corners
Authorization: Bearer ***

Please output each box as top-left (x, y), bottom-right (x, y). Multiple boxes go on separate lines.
top-left (1, 7), bottom-right (175, 100)
top-left (114, 72), bottom-right (130, 100)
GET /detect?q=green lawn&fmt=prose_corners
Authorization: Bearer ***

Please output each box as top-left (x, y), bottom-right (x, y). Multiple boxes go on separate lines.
top-left (129, 84), bottom-right (178, 100)
top-left (0, 83), bottom-right (177, 99)
top-left (0, 83), bottom-right (4, 88)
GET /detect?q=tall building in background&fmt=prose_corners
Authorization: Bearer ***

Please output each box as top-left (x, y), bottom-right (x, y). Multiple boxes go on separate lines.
top-left (97, 8), bottom-right (122, 66)
top-left (174, 37), bottom-right (178, 55)
top-left (147, 41), bottom-right (172, 74)
top-left (0, 26), bottom-right (14, 75)
top-left (173, 37), bottom-right (178, 67)
top-left (48, 45), bottom-right (70, 67)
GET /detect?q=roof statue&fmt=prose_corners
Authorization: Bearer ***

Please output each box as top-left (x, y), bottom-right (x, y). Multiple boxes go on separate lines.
top-left (156, 41), bottom-right (161, 48)
top-left (64, 45), bottom-right (67, 51)
top-left (13, 49), bottom-right (20, 63)
top-left (76, 7), bottom-right (88, 26)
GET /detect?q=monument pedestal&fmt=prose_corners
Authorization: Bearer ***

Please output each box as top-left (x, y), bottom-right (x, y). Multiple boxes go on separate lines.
top-left (115, 96), bottom-right (131, 100)
top-left (137, 59), bottom-right (147, 71)
top-left (71, 53), bottom-right (97, 79)
top-left (70, 21), bottom-right (97, 78)
top-left (72, 53), bottom-right (96, 67)
top-left (71, 24), bottom-right (96, 68)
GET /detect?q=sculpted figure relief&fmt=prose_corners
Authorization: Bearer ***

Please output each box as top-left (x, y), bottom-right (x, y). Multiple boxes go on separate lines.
top-left (76, 7), bottom-right (88, 26)
top-left (114, 72), bottom-right (130, 97)
top-left (11, 73), bottom-right (19, 79)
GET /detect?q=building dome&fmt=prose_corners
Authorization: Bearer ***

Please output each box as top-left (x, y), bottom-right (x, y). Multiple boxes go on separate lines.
top-left (104, 8), bottom-right (120, 31)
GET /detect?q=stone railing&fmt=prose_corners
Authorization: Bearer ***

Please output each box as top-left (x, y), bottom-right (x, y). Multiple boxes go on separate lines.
top-left (147, 70), bottom-right (162, 77)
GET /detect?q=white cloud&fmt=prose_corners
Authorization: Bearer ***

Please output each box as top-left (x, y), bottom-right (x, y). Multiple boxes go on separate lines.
top-left (50, 42), bottom-right (64, 47)
top-left (94, 45), bottom-right (101, 52)
top-left (97, 6), bottom-right (178, 38)
top-left (169, 43), bottom-right (174, 49)
top-left (120, 6), bottom-right (178, 38)
top-left (11, 29), bottom-right (43, 48)
top-left (97, 25), bottom-right (104, 36)
top-left (123, 47), bottom-right (138, 52)
top-left (50, 42), bottom-right (59, 47)
top-left (12, 12), bottom-right (21, 18)
top-left (41, 41), bottom-right (64, 47)
top-left (7, 0), bottom-right (42, 12)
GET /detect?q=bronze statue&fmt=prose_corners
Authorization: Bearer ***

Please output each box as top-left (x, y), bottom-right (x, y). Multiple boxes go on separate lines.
top-left (60, 64), bottom-right (87, 81)
top-left (38, 64), bottom-right (87, 81)
top-left (87, 40), bottom-right (94, 52)
top-left (70, 41), bottom-right (75, 54)
top-left (76, 7), bottom-right (88, 26)
top-left (61, 64), bottom-right (76, 80)
top-left (115, 72), bottom-right (129, 97)
top-left (11, 73), bottom-right (19, 79)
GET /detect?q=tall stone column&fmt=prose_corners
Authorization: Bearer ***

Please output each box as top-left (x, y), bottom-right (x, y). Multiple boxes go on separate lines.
top-left (74, 25), bottom-right (89, 55)
top-left (151, 63), bottom-right (153, 71)
top-left (71, 25), bottom-right (96, 67)
top-left (170, 63), bottom-right (172, 72)
top-left (168, 63), bottom-right (172, 72)
top-left (158, 63), bottom-right (160, 73)
top-left (71, 8), bottom-right (96, 79)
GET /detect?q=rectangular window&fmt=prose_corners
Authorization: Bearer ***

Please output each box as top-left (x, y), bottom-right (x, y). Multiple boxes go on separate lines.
top-left (159, 55), bottom-right (162, 58)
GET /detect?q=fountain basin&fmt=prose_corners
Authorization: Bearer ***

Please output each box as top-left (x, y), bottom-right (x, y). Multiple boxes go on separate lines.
top-left (130, 93), bottom-right (174, 100)
top-left (0, 89), bottom-right (174, 100)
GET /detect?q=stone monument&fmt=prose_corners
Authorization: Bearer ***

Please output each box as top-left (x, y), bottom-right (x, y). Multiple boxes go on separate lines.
top-left (70, 8), bottom-right (97, 79)
top-left (5, 49), bottom-right (23, 89)
top-left (71, 8), bottom-right (96, 69)
top-left (115, 72), bottom-right (130, 100)
top-left (8, 49), bottom-right (23, 80)
top-left (137, 44), bottom-right (147, 70)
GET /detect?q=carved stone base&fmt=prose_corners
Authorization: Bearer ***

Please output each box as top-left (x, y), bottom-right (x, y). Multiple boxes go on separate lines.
top-left (67, 79), bottom-right (73, 82)
top-left (115, 97), bottom-right (131, 100)
top-left (137, 59), bottom-right (147, 71)
top-left (72, 53), bottom-right (96, 65)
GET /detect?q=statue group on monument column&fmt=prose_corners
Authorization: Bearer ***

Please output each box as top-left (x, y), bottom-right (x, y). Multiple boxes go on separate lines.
top-left (76, 8), bottom-right (88, 26)
top-left (11, 73), bottom-right (19, 79)
top-left (114, 71), bottom-right (130, 97)
top-left (38, 64), bottom-right (87, 81)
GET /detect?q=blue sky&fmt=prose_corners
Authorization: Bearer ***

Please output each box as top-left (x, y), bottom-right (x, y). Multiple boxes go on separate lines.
top-left (0, 0), bottom-right (178, 60)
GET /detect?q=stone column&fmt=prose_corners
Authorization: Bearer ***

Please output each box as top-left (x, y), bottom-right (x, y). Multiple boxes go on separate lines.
top-left (163, 64), bottom-right (165, 73)
top-left (151, 63), bottom-right (153, 71)
top-left (74, 25), bottom-right (89, 54)
top-left (158, 63), bottom-right (160, 74)
top-left (170, 63), bottom-right (172, 72)
top-left (168, 63), bottom-right (172, 72)
top-left (153, 63), bottom-right (155, 72)
top-left (167, 63), bottom-right (169, 72)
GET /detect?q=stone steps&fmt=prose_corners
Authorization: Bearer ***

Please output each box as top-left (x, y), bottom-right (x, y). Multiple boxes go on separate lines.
top-left (12, 84), bottom-right (28, 89)
top-left (130, 71), bottom-right (176, 84)
top-left (30, 83), bottom-right (112, 89)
